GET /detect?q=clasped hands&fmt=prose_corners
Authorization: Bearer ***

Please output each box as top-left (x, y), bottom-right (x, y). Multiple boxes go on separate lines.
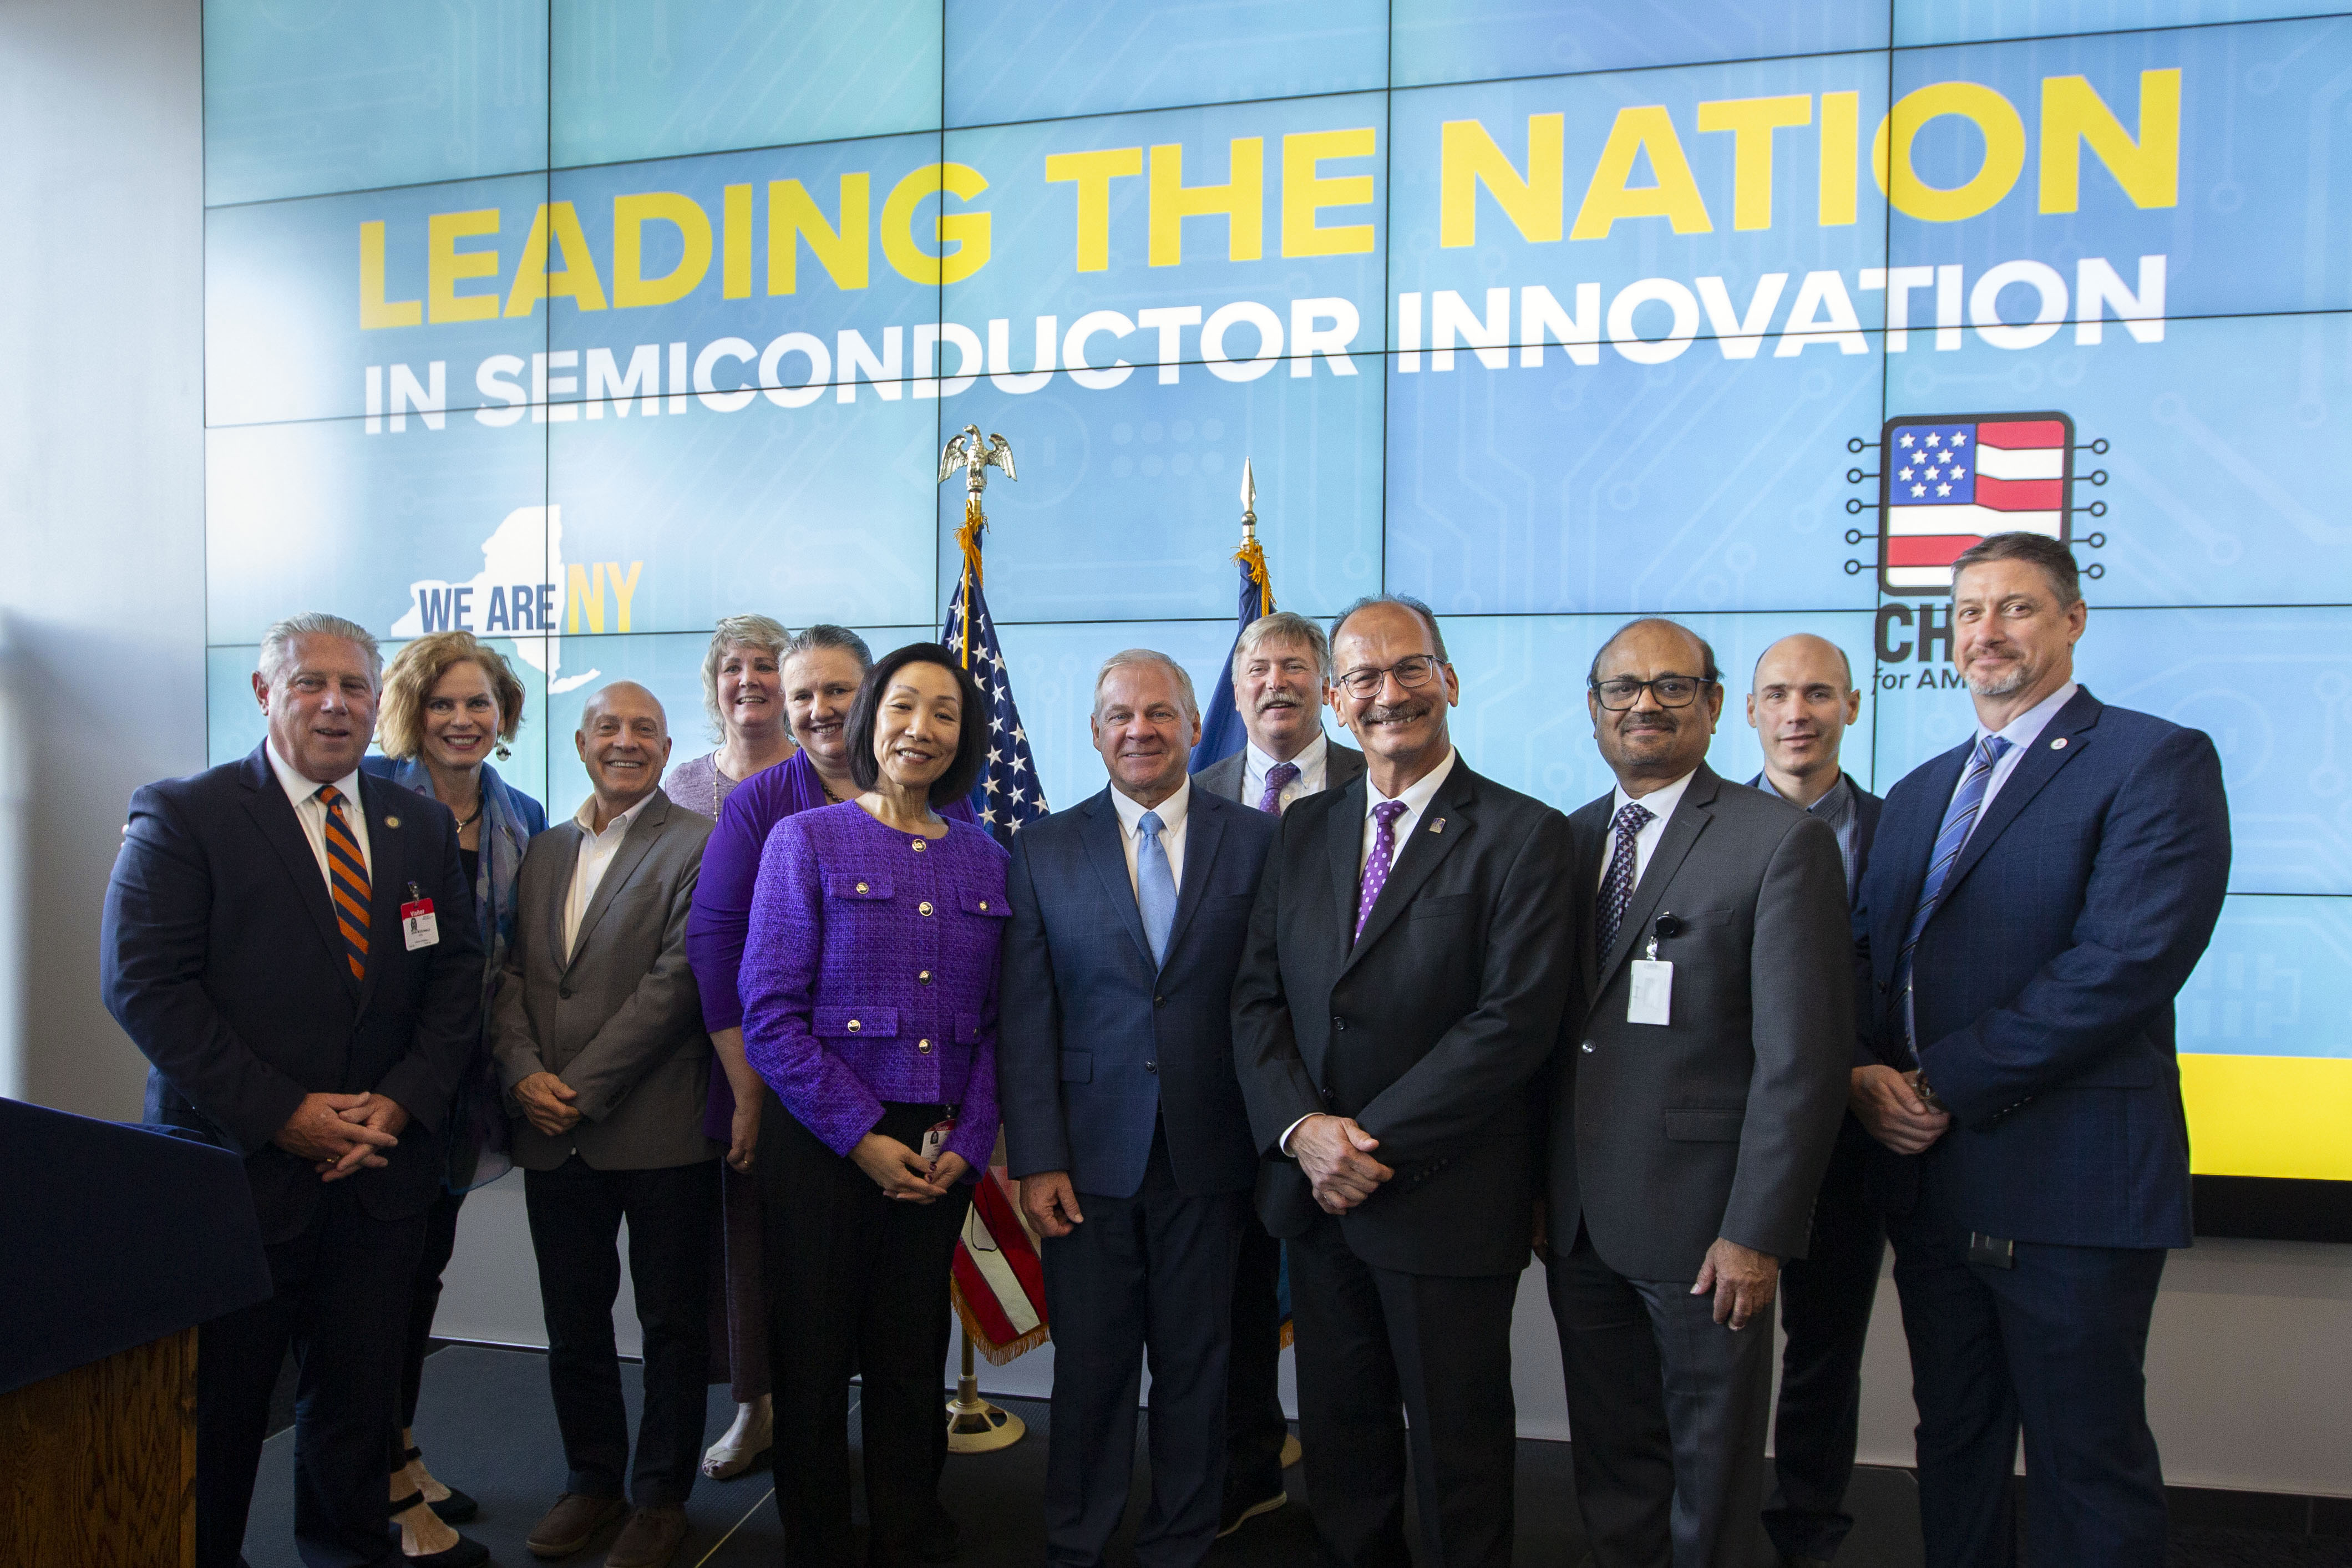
top-left (1289, 1113), bottom-right (1392, 1215)
top-left (272, 1090), bottom-right (409, 1182)
top-left (1851, 1063), bottom-right (1951, 1154)
top-left (851, 1131), bottom-right (968, 1204)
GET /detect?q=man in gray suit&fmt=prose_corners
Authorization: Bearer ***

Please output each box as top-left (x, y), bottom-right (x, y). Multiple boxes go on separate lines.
top-left (1546, 619), bottom-right (1851, 1568)
top-left (1191, 610), bottom-right (1365, 1536)
top-left (493, 682), bottom-right (718, 1568)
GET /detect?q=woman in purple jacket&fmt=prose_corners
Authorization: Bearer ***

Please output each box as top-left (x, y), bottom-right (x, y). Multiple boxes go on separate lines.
top-left (739, 643), bottom-right (1007, 1568)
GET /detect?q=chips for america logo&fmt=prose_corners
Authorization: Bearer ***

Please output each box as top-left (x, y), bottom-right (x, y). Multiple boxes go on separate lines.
top-left (1875, 412), bottom-right (2076, 595)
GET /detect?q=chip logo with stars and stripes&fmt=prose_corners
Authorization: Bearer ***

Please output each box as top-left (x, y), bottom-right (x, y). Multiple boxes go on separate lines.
top-left (1877, 412), bottom-right (2075, 595)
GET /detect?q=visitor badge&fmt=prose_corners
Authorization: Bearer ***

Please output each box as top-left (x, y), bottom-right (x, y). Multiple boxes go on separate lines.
top-left (1628, 960), bottom-right (1672, 1025)
top-left (920, 1113), bottom-right (959, 1163)
top-left (400, 886), bottom-right (439, 951)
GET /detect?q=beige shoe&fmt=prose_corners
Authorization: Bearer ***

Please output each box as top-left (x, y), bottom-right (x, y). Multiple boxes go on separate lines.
top-left (527, 1491), bottom-right (624, 1559)
top-left (604, 1504), bottom-right (690, 1568)
top-left (700, 1394), bottom-right (773, 1479)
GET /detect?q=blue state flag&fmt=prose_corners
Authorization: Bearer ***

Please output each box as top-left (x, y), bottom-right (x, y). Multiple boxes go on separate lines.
top-left (1189, 463), bottom-right (1276, 774)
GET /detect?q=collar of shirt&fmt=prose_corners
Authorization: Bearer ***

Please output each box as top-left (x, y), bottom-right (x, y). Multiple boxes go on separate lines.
top-left (1245, 730), bottom-right (1329, 806)
top-left (572, 789), bottom-right (657, 843)
top-left (1600, 768), bottom-right (1699, 890)
top-left (265, 740), bottom-right (369, 880)
top-left (1807, 772), bottom-right (1855, 830)
top-left (1112, 775), bottom-right (1191, 895)
top-left (565, 791), bottom-right (657, 958)
top-left (1971, 679), bottom-right (2079, 811)
top-left (1359, 747), bottom-right (1457, 875)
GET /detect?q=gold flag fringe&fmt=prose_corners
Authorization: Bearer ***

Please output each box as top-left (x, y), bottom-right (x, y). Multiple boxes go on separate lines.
top-left (1235, 535), bottom-right (1275, 618)
top-left (952, 1283), bottom-right (1052, 1366)
top-left (954, 495), bottom-right (987, 668)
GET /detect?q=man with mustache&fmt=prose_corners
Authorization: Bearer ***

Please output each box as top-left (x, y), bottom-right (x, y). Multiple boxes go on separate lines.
top-left (1190, 609), bottom-right (1366, 1537)
top-left (1000, 650), bottom-right (1276, 1568)
top-left (1548, 617), bottom-right (1851, 1568)
top-left (1853, 534), bottom-right (2228, 1567)
top-left (1742, 635), bottom-right (1884, 1568)
top-left (1233, 596), bottom-right (1575, 1568)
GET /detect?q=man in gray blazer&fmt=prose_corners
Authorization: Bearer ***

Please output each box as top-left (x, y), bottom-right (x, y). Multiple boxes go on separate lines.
top-left (1190, 610), bottom-right (1365, 1536)
top-left (493, 682), bottom-right (718, 1568)
top-left (1547, 620), bottom-right (1851, 1568)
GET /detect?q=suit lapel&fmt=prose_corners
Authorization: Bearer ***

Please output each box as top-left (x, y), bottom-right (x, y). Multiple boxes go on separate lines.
top-left (1161, 793), bottom-right (1225, 968)
top-left (1324, 744), bottom-right (1367, 793)
top-left (565, 795), bottom-right (667, 972)
top-left (1937, 688), bottom-right (2102, 909)
top-left (1341, 763), bottom-right (1474, 975)
top-left (1571, 801), bottom-right (1607, 1004)
top-left (545, 822), bottom-right (582, 964)
top-left (1595, 766), bottom-right (1720, 997)
top-left (1878, 743), bottom-right (1970, 955)
top-left (353, 772), bottom-right (410, 1015)
top-left (1079, 790), bottom-right (1154, 968)
top-left (1325, 775), bottom-right (1368, 947)
top-left (237, 747), bottom-right (348, 986)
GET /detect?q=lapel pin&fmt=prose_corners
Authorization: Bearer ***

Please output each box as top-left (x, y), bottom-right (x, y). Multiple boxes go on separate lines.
top-left (384, 815), bottom-right (401, 828)
top-left (1430, 818), bottom-right (1446, 834)
top-left (2049, 738), bottom-right (2067, 751)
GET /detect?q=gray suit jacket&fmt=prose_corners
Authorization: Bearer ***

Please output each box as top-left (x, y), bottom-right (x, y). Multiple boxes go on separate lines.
top-left (1548, 763), bottom-right (1851, 1281)
top-left (491, 790), bottom-right (718, 1171)
top-left (1194, 736), bottom-right (1367, 807)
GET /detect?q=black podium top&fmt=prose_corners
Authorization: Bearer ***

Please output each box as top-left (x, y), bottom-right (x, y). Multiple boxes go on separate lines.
top-left (0, 1095), bottom-right (271, 1394)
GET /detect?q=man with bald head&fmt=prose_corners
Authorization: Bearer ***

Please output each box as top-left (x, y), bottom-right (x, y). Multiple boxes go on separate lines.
top-left (493, 681), bottom-right (720, 1568)
top-left (1547, 618), bottom-right (1851, 1568)
top-left (1745, 635), bottom-right (1885, 1568)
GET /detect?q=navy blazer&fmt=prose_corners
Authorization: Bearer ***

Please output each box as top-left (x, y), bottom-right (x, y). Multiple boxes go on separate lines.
top-left (101, 744), bottom-right (484, 1244)
top-left (1000, 785), bottom-right (1275, 1199)
top-left (1853, 688), bottom-right (2229, 1249)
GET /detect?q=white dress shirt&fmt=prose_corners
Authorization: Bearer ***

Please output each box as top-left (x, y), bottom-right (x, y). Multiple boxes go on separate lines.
top-left (265, 742), bottom-right (371, 887)
top-left (1242, 730), bottom-right (1330, 814)
top-left (564, 791), bottom-right (657, 960)
top-left (1964, 680), bottom-right (2079, 825)
top-left (1109, 776), bottom-right (1190, 898)
top-left (1595, 768), bottom-right (1698, 891)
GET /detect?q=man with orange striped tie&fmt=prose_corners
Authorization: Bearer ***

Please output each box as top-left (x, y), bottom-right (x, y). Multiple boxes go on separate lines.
top-left (104, 611), bottom-right (486, 1568)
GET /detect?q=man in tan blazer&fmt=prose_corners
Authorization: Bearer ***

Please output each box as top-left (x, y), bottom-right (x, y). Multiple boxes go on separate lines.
top-left (493, 682), bottom-right (717, 1568)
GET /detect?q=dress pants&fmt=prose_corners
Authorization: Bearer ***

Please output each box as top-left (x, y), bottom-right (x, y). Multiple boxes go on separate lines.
top-left (1223, 1215), bottom-right (1291, 1508)
top-left (1885, 1176), bottom-right (2168, 1568)
top-left (1287, 1210), bottom-right (1520, 1568)
top-left (396, 1186), bottom-right (467, 1434)
top-left (522, 1155), bottom-right (718, 1509)
top-left (195, 1180), bottom-right (425, 1568)
top-left (1040, 1124), bottom-right (1249, 1568)
top-left (1548, 1226), bottom-right (1776, 1568)
top-left (1765, 1115), bottom-right (1885, 1562)
top-left (759, 1095), bottom-right (971, 1568)
top-left (706, 1159), bottom-right (772, 1400)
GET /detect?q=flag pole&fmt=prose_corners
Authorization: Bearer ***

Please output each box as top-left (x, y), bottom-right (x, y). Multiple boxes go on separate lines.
top-left (944, 1328), bottom-right (1023, 1453)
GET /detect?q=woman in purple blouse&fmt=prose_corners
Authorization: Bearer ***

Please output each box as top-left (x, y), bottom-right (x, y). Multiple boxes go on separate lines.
top-left (738, 643), bottom-right (1007, 1568)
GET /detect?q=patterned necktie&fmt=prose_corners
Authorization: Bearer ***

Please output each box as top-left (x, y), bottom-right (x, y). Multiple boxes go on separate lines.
top-left (1355, 800), bottom-right (1407, 941)
top-left (1594, 800), bottom-right (1654, 962)
top-left (1137, 809), bottom-right (1177, 966)
top-left (1895, 734), bottom-right (2014, 1058)
top-left (1256, 760), bottom-right (1300, 815)
top-left (316, 784), bottom-right (372, 983)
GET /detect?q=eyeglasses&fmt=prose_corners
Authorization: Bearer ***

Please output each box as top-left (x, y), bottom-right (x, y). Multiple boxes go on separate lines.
top-left (1335, 655), bottom-right (1445, 699)
top-left (1589, 674), bottom-right (1714, 710)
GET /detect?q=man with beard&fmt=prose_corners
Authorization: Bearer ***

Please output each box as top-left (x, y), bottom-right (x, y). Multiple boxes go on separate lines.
top-left (1190, 609), bottom-right (1365, 1536)
top-left (1548, 617), bottom-right (1851, 1568)
top-left (1853, 534), bottom-right (2228, 1567)
top-left (1233, 595), bottom-right (1574, 1568)
top-left (1743, 635), bottom-right (1884, 1568)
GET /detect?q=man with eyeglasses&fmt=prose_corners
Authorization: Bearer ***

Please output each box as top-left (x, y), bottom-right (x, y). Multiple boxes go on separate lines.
top-left (1544, 618), bottom-right (1851, 1568)
top-left (1233, 595), bottom-right (1575, 1568)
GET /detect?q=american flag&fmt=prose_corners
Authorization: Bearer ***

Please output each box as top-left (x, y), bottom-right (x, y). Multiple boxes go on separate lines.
top-left (1878, 412), bottom-right (2074, 593)
top-left (941, 570), bottom-right (1047, 844)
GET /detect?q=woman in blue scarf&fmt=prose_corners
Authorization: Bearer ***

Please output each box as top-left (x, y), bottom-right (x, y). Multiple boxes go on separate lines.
top-left (366, 631), bottom-right (546, 1563)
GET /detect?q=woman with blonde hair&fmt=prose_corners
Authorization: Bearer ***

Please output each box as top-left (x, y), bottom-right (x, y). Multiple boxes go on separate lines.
top-left (666, 614), bottom-right (798, 819)
top-left (364, 630), bottom-right (547, 1564)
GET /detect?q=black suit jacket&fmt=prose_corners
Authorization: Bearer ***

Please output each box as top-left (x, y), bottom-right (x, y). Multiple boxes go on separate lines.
top-left (102, 744), bottom-right (483, 1244)
top-left (1000, 786), bottom-right (1275, 1198)
top-left (1231, 756), bottom-right (1577, 1277)
top-left (1192, 738), bottom-right (1368, 806)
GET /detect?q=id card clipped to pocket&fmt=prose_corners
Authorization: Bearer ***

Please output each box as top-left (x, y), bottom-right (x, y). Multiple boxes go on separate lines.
top-left (1627, 915), bottom-right (1675, 1026)
top-left (400, 882), bottom-right (440, 952)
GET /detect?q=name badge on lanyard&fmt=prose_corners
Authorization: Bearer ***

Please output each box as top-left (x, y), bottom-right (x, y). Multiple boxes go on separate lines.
top-left (401, 882), bottom-right (440, 951)
top-left (1627, 914), bottom-right (1682, 1026)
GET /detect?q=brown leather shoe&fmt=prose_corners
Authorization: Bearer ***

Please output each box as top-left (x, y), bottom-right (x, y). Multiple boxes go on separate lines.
top-left (604, 1504), bottom-right (690, 1568)
top-left (526, 1491), bottom-right (624, 1559)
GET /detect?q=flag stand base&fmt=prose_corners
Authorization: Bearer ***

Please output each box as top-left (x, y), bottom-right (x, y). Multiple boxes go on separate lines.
top-left (944, 1328), bottom-right (1023, 1454)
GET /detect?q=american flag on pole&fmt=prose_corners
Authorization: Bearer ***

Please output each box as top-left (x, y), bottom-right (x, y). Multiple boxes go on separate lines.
top-left (1877, 412), bottom-right (2074, 593)
top-left (940, 559), bottom-right (1047, 846)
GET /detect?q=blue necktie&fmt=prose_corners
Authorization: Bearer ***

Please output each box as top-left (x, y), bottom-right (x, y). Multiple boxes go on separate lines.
top-left (1137, 810), bottom-right (1177, 966)
top-left (1896, 733), bottom-right (2014, 1058)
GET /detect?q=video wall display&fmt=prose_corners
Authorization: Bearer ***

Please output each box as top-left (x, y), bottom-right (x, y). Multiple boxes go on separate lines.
top-left (204, 0), bottom-right (2352, 1193)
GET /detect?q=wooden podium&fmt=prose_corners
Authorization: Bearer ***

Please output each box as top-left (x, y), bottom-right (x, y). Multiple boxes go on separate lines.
top-left (0, 1097), bottom-right (269, 1567)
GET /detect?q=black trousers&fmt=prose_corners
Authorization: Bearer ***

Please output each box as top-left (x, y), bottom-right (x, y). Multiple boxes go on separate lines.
top-left (759, 1096), bottom-right (970, 1568)
top-left (522, 1155), bottom-right (718, 1509)
top-left (1765, 1115), bottom-right (1885, 1562)
top-left (1287, 1211), bottom-right (1520, 1568)
top-left (1885, 1183), bottom-right (2168, 1568)
top-left (1224, 1214), bottom-right (1291, 1505)
top-left (1548, 1227), bottom-right (1776, 1568)
top-left (1040, 1126), bottom-right (1249, 1568)
top-left (196, 1181), bottom-right (424, 1568)
top-left (396, 1186), bottom-right (467, 1435)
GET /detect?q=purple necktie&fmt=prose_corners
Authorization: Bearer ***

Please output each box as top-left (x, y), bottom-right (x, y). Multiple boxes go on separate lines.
top-left (1355, 800), bottom-right (1407, 941)
top-left (1595, 800), bottom-right (1654, 961)
top-left (1256, 761), bottom-right (1300, 814)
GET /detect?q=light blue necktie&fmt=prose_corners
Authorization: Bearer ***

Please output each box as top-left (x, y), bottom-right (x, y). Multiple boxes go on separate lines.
top-left (1137, 809), bottom-right (1177, 966)
top-left (1896, 733), bottom-right (2014, 1059)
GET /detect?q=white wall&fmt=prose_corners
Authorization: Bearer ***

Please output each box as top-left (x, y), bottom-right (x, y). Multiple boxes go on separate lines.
top-left (5, 0), bottom-right (2348, 1507)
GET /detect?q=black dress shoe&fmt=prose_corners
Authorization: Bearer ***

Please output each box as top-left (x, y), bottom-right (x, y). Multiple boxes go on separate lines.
top-left (1216, 1483), bottom-right (1289, 1539)
top-left (392, 1489), bottom-right (490, 1567)
top-left (915, 1503), bottom-right (960, 1564)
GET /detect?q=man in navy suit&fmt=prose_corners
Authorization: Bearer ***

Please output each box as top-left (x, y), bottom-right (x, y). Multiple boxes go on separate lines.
top-left (1001, 649), bottom-right (1278, 1568)
top-left (103, 612), bottom-right (483, 1568)
top-left (1742, 633), bottom-right (1884, 1568)
top-left (1853, 534), bottom-right (2229, 1567)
